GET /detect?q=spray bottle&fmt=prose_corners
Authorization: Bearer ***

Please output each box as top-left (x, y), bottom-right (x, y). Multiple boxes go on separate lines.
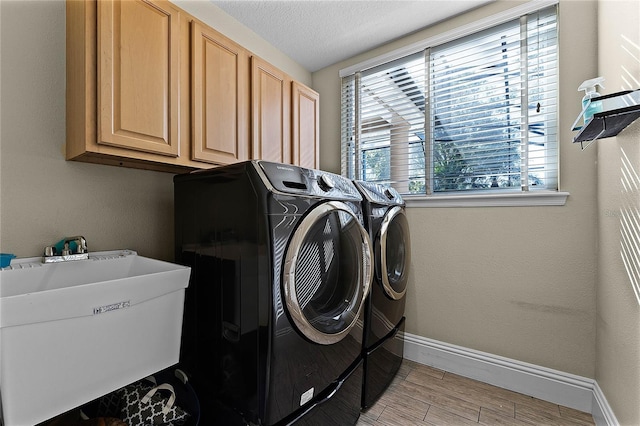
top-left (578, 77), bottom-right (605, 126)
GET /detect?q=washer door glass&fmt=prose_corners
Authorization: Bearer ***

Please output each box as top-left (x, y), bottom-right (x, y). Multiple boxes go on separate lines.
top-left (283, 201), bottom-right (372, 345)
top-left (380, 206), bottom-right (411, 300)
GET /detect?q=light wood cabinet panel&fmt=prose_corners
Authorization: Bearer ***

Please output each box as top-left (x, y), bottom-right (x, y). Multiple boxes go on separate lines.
top-left (66, 0), bottom-right (97, 163)
top-left (191, 21), bottom-right (250, 165)
top-left (251, 57), bottom-right (291, 164)
top-left (98, 0), bottom-right (180, 157)
top-left (292, 81), bottom-right (320, 169)
top-left (68, 0), bottom-right (196, 173)
top-left (68, 0), bottom-right (198, 172)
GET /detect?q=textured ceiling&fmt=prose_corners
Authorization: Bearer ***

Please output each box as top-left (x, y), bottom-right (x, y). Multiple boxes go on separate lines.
top-left (211, 0), bottom-right (495, 72)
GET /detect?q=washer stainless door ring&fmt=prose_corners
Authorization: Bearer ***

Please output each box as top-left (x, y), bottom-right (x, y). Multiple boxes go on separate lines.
top-left (380, 206), bottom-right (411, 300)
top-left (283, 200), bottom-right (373, 345)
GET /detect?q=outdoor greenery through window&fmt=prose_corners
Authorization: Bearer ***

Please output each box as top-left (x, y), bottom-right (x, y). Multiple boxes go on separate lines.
top-left (341, 6), bottom-right (558, 196)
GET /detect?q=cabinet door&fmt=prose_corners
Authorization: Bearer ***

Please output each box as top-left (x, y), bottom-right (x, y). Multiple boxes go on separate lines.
top-left (98, 0), bottom-right (180, 157)
top-left (292, 81), bottom-right (320, 169)
top-left (191, 21), bottom-right (249, 165)
top-left (251, 57), bottom-right (291, 164)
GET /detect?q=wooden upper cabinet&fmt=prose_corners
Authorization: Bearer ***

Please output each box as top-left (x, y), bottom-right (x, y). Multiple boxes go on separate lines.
top-left (98, 0), bottom-right (180, 157)
top-left (191, 21), bottom-right (250, 165)
top-left (67, 0), bottom-right (319, 173)
top-left (292, 82), bottom-right (320, 169)
top-left (251, 57), bottom-right (291, 164)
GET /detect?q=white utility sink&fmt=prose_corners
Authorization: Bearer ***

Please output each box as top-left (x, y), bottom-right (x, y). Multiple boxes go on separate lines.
top-left (0, 250), bottom-right (191, 426)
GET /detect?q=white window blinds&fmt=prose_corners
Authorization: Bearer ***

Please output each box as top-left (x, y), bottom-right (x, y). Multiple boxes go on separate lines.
top-left (341, 6), bottom-right (558, 196)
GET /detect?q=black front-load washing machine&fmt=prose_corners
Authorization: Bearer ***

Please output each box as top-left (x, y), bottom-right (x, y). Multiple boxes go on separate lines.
top-left (353, 181), bottom-right (411, 409)
top-left (174, 161), bottom-right (373, 425)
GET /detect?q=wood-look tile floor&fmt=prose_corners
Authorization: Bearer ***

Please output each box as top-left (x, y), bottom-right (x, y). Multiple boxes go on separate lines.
top-left (358, 360), bottom-right (595, 426)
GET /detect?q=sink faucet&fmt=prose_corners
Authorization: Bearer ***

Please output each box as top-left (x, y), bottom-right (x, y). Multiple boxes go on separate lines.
top-left (43, 236), bottom-right (89, 263)
top-left (62, 236), bottom-right (87, 255)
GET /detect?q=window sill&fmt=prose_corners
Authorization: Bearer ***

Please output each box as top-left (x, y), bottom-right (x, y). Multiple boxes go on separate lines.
top-left (404, 190), bottom-right (569, 208)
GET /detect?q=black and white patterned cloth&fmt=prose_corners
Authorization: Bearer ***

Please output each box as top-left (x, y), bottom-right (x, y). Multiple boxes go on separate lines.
top-left (98, 379), bottom-right (190, 426)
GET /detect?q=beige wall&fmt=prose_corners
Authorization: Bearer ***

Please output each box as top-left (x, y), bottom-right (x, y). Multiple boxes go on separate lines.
top-left (314, 0), bottom-right (599, 378)
top-left (0, 0), bottom-right (310, 261)
top-left (596, 1), bottom-right (640, 425)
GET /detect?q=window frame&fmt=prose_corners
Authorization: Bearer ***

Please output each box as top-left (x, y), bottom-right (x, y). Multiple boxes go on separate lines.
top-left (339, 0), bottom-right (568, 207)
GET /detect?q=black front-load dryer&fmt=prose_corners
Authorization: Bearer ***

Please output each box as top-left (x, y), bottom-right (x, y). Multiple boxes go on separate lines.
top-left (353, 181), bottom-right (411, 409)
top-left (174, 161), bottom-right (373, 425)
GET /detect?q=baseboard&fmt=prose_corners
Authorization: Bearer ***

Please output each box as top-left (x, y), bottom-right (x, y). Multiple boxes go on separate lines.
top-left (403, 332), bottom-right (619, 426)
top-left (592, 381), bottom-right (619, 426)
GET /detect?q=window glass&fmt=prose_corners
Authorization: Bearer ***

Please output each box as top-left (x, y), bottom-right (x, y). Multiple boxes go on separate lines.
top-left (341, 6), bottom-right (558, 197)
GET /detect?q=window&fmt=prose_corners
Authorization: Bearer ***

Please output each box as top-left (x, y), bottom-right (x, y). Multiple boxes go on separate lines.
top-left (341, 6), bottom-right (558, 198)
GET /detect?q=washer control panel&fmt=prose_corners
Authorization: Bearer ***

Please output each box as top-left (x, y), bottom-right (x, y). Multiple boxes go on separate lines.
top-left (353, 180), bottom-right (404, 206)
top-left (257, 161), bottom-right (361, 200)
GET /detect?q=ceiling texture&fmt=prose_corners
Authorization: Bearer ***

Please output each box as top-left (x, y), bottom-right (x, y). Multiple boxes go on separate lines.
top-left (211, 0), bottom-right (495, 72)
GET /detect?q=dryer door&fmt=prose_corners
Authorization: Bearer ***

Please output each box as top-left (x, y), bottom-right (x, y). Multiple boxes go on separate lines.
top-left (379, 206), bottom-right (411, 300)
top-left (283, 201), bottom-right (373, 345)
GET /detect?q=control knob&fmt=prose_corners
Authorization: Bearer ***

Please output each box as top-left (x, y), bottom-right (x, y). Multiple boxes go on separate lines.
top-left (384, 188), bottom-right (394, 200)
top-left (317, 174), bottom-right (335, 191)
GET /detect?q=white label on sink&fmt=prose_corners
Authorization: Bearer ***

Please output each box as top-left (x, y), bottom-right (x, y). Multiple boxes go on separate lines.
top-left (300, 387), bottom-right (314, 406)
top-left (93, 300), bottom-right (131, 315)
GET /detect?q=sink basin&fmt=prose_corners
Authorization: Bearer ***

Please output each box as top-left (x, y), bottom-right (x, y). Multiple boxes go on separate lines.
top-left (0, 250), bottom-right (191, 426)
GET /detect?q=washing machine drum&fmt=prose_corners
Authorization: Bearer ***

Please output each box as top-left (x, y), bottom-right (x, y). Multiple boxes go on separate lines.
top-left (283, 201), bottom-right (373, 345)
top-left (378, 206), bottom-right (411, 300)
